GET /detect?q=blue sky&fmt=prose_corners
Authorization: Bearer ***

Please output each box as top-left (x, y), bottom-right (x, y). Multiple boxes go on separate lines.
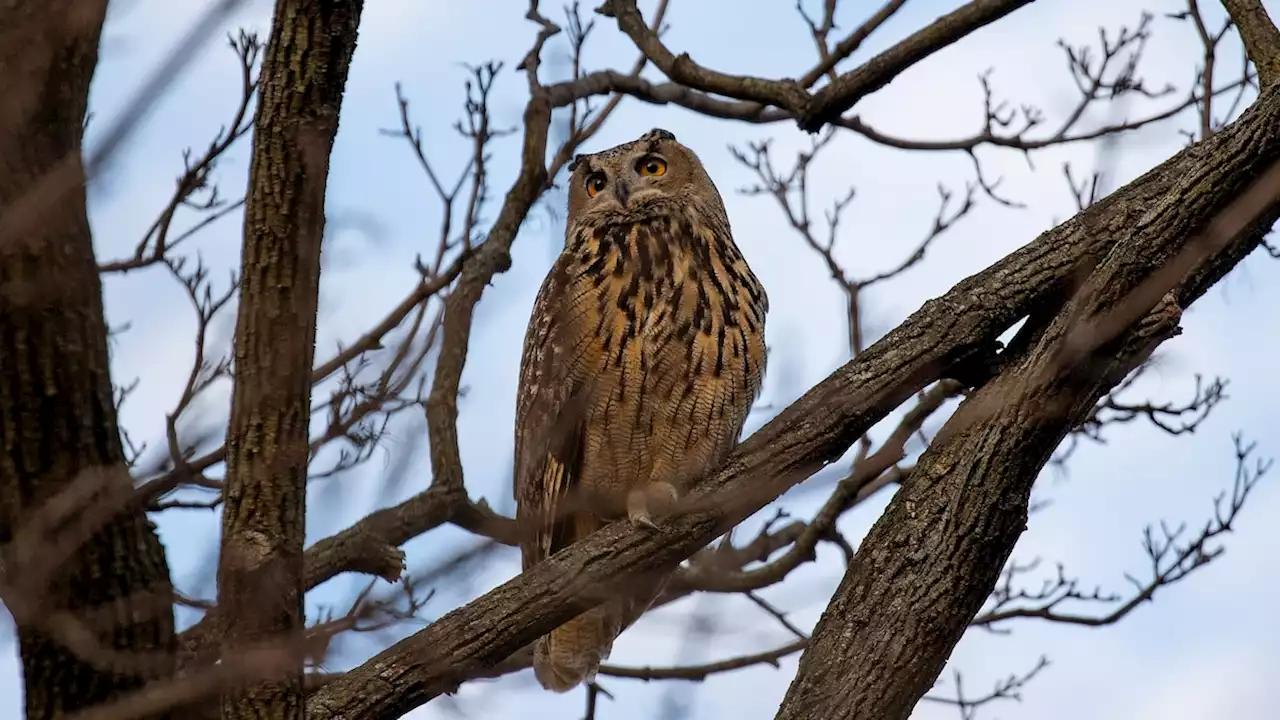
top-left (3, 0), bottom-right (1279, 718)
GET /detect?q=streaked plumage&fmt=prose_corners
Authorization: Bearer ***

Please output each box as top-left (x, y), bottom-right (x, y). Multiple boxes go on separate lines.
top-left (513, 128), bottom-right (768, 692)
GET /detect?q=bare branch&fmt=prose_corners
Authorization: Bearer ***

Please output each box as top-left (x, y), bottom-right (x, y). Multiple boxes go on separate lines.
top-left (598, 0), bottom-right (811, 113)
top-left (548, 12), bottom-right (1249, 157)
top-left (799, 0), bottom-right (911, 88)
top-left (600, 638), bottom-right (808, 682)
top-left (799, 0), bottom-right (1036, 130)
top-left (684, 380), bottom-right (962, 594)
top-left (975, 434), bottom-right (1269, 629)
top-left (920, 657), bottom-right (1050, 720)
top-left (600, 0), bottom-right (1035, 133)
top-left (98, 31), bottom-right (261, 273)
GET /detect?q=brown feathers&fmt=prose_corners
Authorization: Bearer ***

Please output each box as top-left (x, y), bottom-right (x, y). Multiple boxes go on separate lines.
top-left (513, 131), bottom-right (767, 692)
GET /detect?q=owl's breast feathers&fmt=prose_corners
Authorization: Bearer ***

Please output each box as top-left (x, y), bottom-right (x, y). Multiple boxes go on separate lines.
top-left (515, 210), bottom-right (767, 567)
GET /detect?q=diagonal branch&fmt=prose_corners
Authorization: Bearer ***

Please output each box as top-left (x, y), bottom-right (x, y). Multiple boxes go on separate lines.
top-left (598, 0), bottom-right (1036, 133)
top-left (800, 0), bottom-right (1037, 130)
top-left (800, 0), bottom-right (911, 88)
top-left (598, 0), bottom-right (810, 113)
top-left (1222, 0), bottom-right (1280, 87)
top-left (772, 93), bottom-right (1280, 719)
top-left (600, 638), bottom-right (808, 682)
top-left (304, 75), bottom-right (1280, 720)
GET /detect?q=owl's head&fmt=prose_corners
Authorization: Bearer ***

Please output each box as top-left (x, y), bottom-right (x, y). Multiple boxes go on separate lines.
top-left (567, 128), bottom-right (726, 225)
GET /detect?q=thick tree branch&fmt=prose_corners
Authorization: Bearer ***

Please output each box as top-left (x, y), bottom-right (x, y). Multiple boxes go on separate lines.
top-left (599, 0), bottom-right (1035, 132)
top-left (598, 0), bottom-right (810, 113)
top-left (214, 1), bottom-right (363, 715)
top-left (1222, 0), bottom-right (1280, 87)
top-left (800, 0), bottom-right (1036, 131)
top-left (800, 0), bottom-right (911, 88)
top-left (548, 9), bottom-right (1234, 158)
top-left (772, 91), bottom-right (1280, 719)
top-left (684, 380), bottom-right (962, 594)
top-left (179, 490), bottom-right (514, 669)
top-left (304, 76), bottom-right (1280, 720)
top-left (596, 0), bottom-right (1029, 131)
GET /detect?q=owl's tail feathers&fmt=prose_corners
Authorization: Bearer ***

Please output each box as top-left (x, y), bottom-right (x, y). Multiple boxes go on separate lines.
top-left (533, 601), bottom-right (622, 693)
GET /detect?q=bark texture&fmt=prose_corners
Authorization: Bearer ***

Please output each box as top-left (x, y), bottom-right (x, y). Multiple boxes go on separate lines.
top-left (773, 85), bottom-right (1280, 720)
top-left (0, 3), bottom-right (177, 718)
top-left (214, 1), bottom-right (363, 717)
top-left (306, 82), bottom-right (1280, 720)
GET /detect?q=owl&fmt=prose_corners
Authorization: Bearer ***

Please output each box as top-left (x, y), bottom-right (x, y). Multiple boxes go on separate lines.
top-left (513, 128), bottom-right (768, 692)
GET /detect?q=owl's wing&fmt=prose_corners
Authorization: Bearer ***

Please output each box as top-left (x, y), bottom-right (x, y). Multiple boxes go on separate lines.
top-left (513, 253), bottom-right (602, 571)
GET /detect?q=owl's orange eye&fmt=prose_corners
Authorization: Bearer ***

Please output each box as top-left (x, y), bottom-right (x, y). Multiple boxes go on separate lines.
top-left (637, 156), bottom-right (667, 177)
top-left (585, 173), bottom-right (607, 198)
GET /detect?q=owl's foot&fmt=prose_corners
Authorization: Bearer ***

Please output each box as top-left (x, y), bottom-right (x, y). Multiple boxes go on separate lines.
top-left (627, 481), bottom-right (679, 530)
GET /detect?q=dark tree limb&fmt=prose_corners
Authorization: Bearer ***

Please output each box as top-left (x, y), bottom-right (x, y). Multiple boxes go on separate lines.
top-left (772, 302), bottom-right (1179, 719)
top-left (0, 2), bottom-right (179, 717)
top-left (303, 60), bottom-right (1280, 720)
top-left (800, 0), bottom-right (911, 87)
top-left (214, 0), bottom-right (364, 717)
top-left (598, 0), bottom-right (1036, 132)
top-left (798, 0), bottom-right (1037, 130)
top-left (1222, 0), bottom-right (1280, 87)
top-left (597, 0), bottom-right (811, 113)
top-left (547, 8), bottom-right (1243, 159)
top-left (771, 91), bottom-right (1280, 719)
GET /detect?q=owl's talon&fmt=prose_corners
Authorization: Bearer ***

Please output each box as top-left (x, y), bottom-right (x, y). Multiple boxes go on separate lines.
top-left (627, 481), bottom-right (679, 530)
top-left (628, 509), bottom-right (660, 530)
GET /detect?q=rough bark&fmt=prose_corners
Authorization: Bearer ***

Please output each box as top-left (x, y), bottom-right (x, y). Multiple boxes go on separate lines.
top-left (303, 73), bottom-right (1280, 720)
top-left (0, 2), bottom-right (177, 718)
top-left (773, 127), bottom-right (1280, 720)
top-left (1223, 0), bottom-right (1280, 87)
top-left (214, 1), bottom-right (363, 717)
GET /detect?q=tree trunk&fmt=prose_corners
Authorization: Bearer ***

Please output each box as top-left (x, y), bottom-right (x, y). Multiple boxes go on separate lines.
top-left (214, 1), bottom-right (363, 717)
top-left (0, 3), bottom-right (177, 718)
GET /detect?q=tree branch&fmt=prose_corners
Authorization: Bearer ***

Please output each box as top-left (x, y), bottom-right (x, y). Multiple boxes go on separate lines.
top-left (214, 1), bottom-right (363, 713)
top-left (975, 434), bottom-right (1268, 630)
top-left (800, 0), bottom-right (1037, 131)
top-left (772, 89), bottom-right (1280, 719)
top-left (1222, 0), bottom-right (1280, 87)
top-left (597, 0), bottom-right (810, 113)
top-left (304, 76), bottom-right (1280, 720)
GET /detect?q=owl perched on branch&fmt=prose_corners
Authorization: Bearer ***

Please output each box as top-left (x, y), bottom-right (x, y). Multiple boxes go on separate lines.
top-left (513, 128), bottom-right (768, 692)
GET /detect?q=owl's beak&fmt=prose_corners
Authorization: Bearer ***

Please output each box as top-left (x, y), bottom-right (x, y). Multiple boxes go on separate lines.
top-left (613, 178), bottom-right (631, 207)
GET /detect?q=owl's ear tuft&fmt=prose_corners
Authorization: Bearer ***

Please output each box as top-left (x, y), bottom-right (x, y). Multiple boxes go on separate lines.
top-left (568, 153), bottom-right (586, 172)
top-left (645, 128), bottom-right (676, 142)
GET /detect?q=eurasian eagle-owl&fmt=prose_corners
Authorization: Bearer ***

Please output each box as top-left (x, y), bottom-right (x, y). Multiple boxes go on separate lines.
top-left (513, 128), bottom-right (768, 692)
